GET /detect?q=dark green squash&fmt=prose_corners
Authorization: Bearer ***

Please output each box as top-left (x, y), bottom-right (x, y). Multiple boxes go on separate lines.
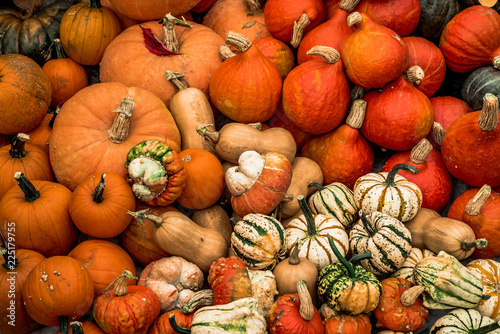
top-left (461, 66), bottom-right (500, 110)
top-left (418, 0), bottom-right (463, 40)
top-left (0, 0), bottom-right (72, 66)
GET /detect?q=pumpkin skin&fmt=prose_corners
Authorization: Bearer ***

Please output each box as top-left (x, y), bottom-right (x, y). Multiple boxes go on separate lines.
top-left (49, 82), bottom-right (181, 191)
top-left (467, 259), bottom-right (500, 321)
top-left (25, 111), bottom-right (57, 154)
top-left (107, 0), bottom-right (200, 20)
top-left (69, 172), bottom-right (136, 238)
top-left (267, 104), bottom-right (313, 150)
top-left (439, 5), bottom-right (500, 73)
top-left (21, 256), bottom-right (94, 326)
top-left (208, 256), bottom-right (253, 305)
top-left (0, 0), bottom-right (71, 66)
top-left (373, 278), bottom-right (428, 332)
top-left (418, 0), bottom-right (462, 39)
top-left (462, 66), bottom-right (500, 110)
top-left (68, 239), bottom-right (137, 298)
top-left (253, 37), bottom-right (295, 80)
top-left (0, 54), bottom-right (52, 135)
top-left (100, 0), bottom-right (138, 31)
top-left (0, 248), bottom-right (45, 334)
top-left (322, 305), bottom-right (372, 334)
top-left (148, 310), bottom-right (193, 334)
top-left (0, 134), bottom-right (54, 201)
top-left (430, 308), bottom-right (500, 334)
top-left (403, 36), bottom-right (446, 97)
top-left (100, 21), bottom-right (224, 107)
top-left (339, 12), bottom-right (409, 90)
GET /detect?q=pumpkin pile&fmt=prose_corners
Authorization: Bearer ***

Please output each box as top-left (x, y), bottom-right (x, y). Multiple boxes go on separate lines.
top-left (1, 0), bottom-right (500, 333)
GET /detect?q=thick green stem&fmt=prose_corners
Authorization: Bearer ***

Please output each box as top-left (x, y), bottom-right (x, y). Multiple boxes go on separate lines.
top-left (385, 163), bottom-right (419, 186)
top-left (128, 210), bottom-right (163, 229)
top-left (308, 182), bottom-right (325, 191)
top-left (69, 322), bottom-right (84, 334)
top-left (474, 321), bottom-right (500, 334)
top-left (327, 235), bottom-right (355, 278)
top-left (53, 39), bottom-right (66, 59)
top-left (169, 313), bottom-right (191, 333)
top-left (349, 253), bottom-right (373, 266)
top-left (230, 218), bottom-right (238, 226)
top-left (89, 0), bottom-right (102, 8)
top-left (0, 230), bottom-right (17, 270)
top-left (297, 195), bottom-right (316, 237)
top-left (48, 108), bottom-right (59, 129)
top-left (92, 174), bottom-right (106, 204)
top-left (9, 133), bottom-right (29, 158)
top-left (15, 172), bottom-right (40, 203)
top-left (59, 316), bottom-right (69, 334)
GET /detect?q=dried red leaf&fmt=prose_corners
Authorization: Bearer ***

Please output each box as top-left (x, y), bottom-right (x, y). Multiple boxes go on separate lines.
top-left (140, 25), bottom-right (181, 56)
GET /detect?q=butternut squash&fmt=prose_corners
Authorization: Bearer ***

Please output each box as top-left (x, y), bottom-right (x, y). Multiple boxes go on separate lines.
top-left (196, 122), bottom-right (297, 163)
top-left (167, 71), bottom-right (216, 155)
top-left (191, 205), bottom-right (233, 247)
top-left (129, 210), bottom-right (228, 272)
top-left (404, 208), bottom-right (487, 260)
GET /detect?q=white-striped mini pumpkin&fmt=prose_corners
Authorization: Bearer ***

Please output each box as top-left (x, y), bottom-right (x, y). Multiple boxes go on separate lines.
top-left (391, 247), bottom-right (435, 284)
top-left (349, 211), bottom-right (412, 275)
top-left (430, 308), bottom-right (500, 334)
top-left (231, 213), bottom-right (287, 270)
top-left (308, 182), bottom-right (358, 229)
top-left (467, 259), bottom-right (500, 321)
top-left (285, 195), bottom-right (349, 271)
top-left (353, 163), bottom-right (422, 222)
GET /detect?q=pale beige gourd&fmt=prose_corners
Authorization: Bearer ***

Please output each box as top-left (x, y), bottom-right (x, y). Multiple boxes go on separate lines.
top-left (191, 205), bottom-right (233, 247)
top-left (166, 71), bottom-right (216, 155)
top-left (404, 208), bottom-right (487, 260)
top-left (279, 157), bottom-right (324, 219)
top-left (196, 122), bottom-right (297, 163)
top-left (129, 210), bottom-right (228, 272)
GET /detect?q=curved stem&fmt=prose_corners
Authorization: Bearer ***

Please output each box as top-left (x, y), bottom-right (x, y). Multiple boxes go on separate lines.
top-left (169, 313), bottom-right (192, 333)
top-left (291, 13), bottom-right (310, 48)
top-left (196, 125), bottom-right (220, 144)
top-left (349, 253), bottom-right (373, 266)
top-left (53, 39), bottom-right (66, 59)
top-left (107, 97), bottom-right (135, 144)
top-left (432, 122), bottom-right (445, 146)
top-left (69, 322), bottom-right (84, 334)
top-left (400, 285), bottom-right (424, 307)
top-left (92, 174), bottom-right (106, 204)
top-left (410, 139), bottom-right (433, 165)
top-left (165, 70), bottom-right (189, 90)
top-left (478, 93), bottom-right (498, 132)
top-left (15, 172), bottom-right (40, 203)
top-left (89, 0), bottom-right (102, 8)
top-left (220, 45), bottom-right (236, 60)
top-left (385, 164), bottom-right (419, 186)
top-left (327, 235), bottom-right (354, 278)
top-left (306, 46), bottom-right (340, 64)
top-left (0, 230), bottom-right (17, 270)
top-left (48, 108), bottom-right (59, 129)
top-left (9, 133), bottom-right (29, 158)
top-left (297, 195), bottom-right (316, 237)
top-left (297, 280), bottom-right (314, 321)
top-left (230, 218), bottom-right (239, 226)
top-left (128, 209), bottom-right (163, 228)
top-left (474, 321), bottom-right (500, 334)
top-left (102, 270), bottom-right (137, 297)
top-left (181, 289), bottom-right (214, 314)
top-left (345, 99), bottom-right (366, 129)
top-left (465, 184), bottom-right (491, 217)
top-left (347, 11), bottom-right (362, 27)
top-left (226, 31), bottom-right (252, 52)
top-left (308, 182), bottom-right (325, 191)
top-left (159, 14), bottom-right (192, 53)
top-left (59, 316), bottom-right (69, 334)
top-left (461, 238), bottom-right (488, 250)
top-left (289, 238), bottom-right (302, 265)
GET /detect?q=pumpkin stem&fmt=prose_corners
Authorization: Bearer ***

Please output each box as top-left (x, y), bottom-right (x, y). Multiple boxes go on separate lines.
top-left (339, 0), bottom-right (362, 12)
top-left (169, 313), bottom-right (192, 333)
top-left (53, 39), bottom-right (66, 59)
top-left (297, 195), bottom-right (317, 237)
top-left (346, 99), bottom-right (367, 129)
top-left (319, 304), bottom-right (338, 320)
top-left (308, 182), bottom-right (325, 191)
top-left (165, 70), bottom-right (189, 90)
top-left (432, 122), bottom-right (445, 146)
top-left (400, 285), bottom-right (424, 307)
top-left (0, 230), bottom-right (18, 270)
top-left (281, 194), bottom-right (293, 202)
top-left (306, 46), bottom-right (340, 64)
top-left (128, 209), bottom-right (164, 228)
top-left (181, 289), bottom-right (214, 314)
top-left (327, 234), bottom-right (355, 278)
top-left (9, 133), bottom-right (29, 159)
top-left (88, 0), bottom-right (102, 8)
top-left (289, 238), bottom-right (303, 265)
top-left (159, 13), bottom-right (192, 53)
top-left (220, 45), bottom-right (236, 60)
top-left (297, 280), bottom-right (315, 321)
top-left (196, 125), bottom-right (220, 144)
top-left (92, 173), bottom-right (106, 204)
top-left (69, 322), bottom-right (84, 334)
top-left (48, 108), bottom-right (60, 129)
top-left (360, 212), bottom-right (377, 236)
top-left (349, 252), bottom-right (373, 266)
top-left (102, 270), bottom-right (138, 297)
top-left (226, 31), bottom-right (253, 53)
top-left (461, 238), bottom-right (488, 250)
top-left (291, 13), bottom-right (311, 48)
top-left (478, 93), bottom-right (498, 132)
top-left (385, 164), bottom-right (419, 187)
top-left (246, 0), bottom-right (262, 13)
top-left (247, 123), bottom-right (262, 130)
top-left (493, 55), bottom-right (500, 70)
top-left (465, 184), bottom-right (491, 217)
top-left (59, 316), bottom-right (69, 334)
top-left (107, 97), bottom-right (135, 144)
top-left (403, 66), bottom-right (425, 84)
top-left (347, 11), bottom-right (363, 27)
top-left (14, 172), bottom-right (40, 203)
top-left (410, 139), bottom-right (433, 165)
top-left (351, 86), bottom-right (365, 101)
top-left (230, 217), bottom-right (239, 226)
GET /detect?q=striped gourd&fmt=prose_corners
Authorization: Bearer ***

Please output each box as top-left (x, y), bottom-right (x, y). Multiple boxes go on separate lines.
top-left (353, 163), bottom-right (422, 222)
top-left (430, 308), bottom-right (500, 334)
top-left (391, 247), bottom-right (435, 284)
top-left (231, 213), bottom-right (286, 270)
top-left (286, 195), bottom-right (349, 271)
top-left (308, 182), bottom-right (359, 229)
top-left (349, 212), bottom-right (412, 275)
top-left (468, 259), bottom-right (500, 321)
top-left (414, 251), bottom-right (484, 309)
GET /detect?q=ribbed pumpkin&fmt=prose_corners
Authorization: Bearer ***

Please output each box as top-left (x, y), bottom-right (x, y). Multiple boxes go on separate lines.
top-left (441, 94), bottom-right (500, 188)
top-left (360, 66), bottom-right (435, 151)
top-left (49, 82), bottom-right (181, 191)
top-left (339, 12), bottom-right (409, 90)
top-left (349, 212), bottom-right (412, 275)
top-left (0, 54), bottom-right (52, 135)
top-left (430, 308), bottom-right (500, 334)
top-left (307, 182), bottom-right (359, 229)
top-left (0, 133), bottom-right (53, 201)
top-left (467, 259), bottom-right (500, 321)
top-left (106, 0), bottom-right (200, 20)
top-left (462, 66), bottom-right (500, 110)
top-left (285, 196), bottom-right (349, 271)
top-left (282, 46), bottom-right (349, 135)
top-left (439, 5), bottom-right (500, 73)
top-left (208, 256), bottom-right (253, 305)
top-left (321, 304), bottom-right (372, 334)
top-left (56, 321), bottom-right (105, 334)
top-left (231, 213), bottom-right (287, 270)
top-left (100, 17), bottom-right (224, 107)
top-left (209, 31), bottom-right (282, 123)
top-left (301, 99), bottom-right (374, 188)
top-left (417, 0), bottom-right (462, 39)
top-left (353, 164), bottom-right (423, 222)
top-left (391, 248), bottom-right (435, 284)
top-left (381, 139), bottom-right (453, 212)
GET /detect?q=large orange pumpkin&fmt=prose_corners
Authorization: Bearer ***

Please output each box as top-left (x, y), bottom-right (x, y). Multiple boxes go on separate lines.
top-left (107, 0), bottom-right (201, 21)
top-left (0, 54), bottom-right (52, 135)
top-left (49, 82), bottom-right (181, 191)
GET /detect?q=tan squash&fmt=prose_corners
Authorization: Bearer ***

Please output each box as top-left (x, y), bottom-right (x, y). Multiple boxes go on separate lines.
top-left (197, 122), bottom-right (296, 163)
top-left (279, 157), bottom-right (324, 219)
top-left (129, 210), bottom-right (229, 272)
top-left (404, 208), bottom-right (487, 260)
top-left (191, 205), bottom-right (233, 247)
top-left (166, 71), bottom-right (217, 155)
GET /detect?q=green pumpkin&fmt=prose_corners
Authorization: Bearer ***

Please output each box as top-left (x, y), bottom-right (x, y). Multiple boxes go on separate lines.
top-left (0, 0), bottom-right (71, 65)
top-left (317, 235), bottom-right (382, 315)
top-left (462, 66), bottom-right (500, 110)
top-left (430, 308), bottom-right (500, 334)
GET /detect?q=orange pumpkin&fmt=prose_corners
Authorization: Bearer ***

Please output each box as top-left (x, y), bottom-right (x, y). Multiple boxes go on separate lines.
top-left (176, 149), bottom-right (225, 210)
top-left (49, 82), bottom-right (181, 191)
top-left (25, 110), bottom-right (58, 154)
top-left (69, 172), bottom-right (136, 238)
top-left (100, 0), bottom-right (138, 30)
top-left (57, 321), bottom-right (105, 334)
top-left (59, 0), bottom-right (121, 66)
top-left (321, 304), bottom-right (372, 334)
top-left (148, 310), bottom-right (193, 334)
top-left (0, 133), bottom-right (53, 201)
top-left (0, 54), bottom-right (52, 135)
top-left (253, 36), bottom-right (295, 80)
top-left (107, 0), bottom-right (200, 20)
top-left (21, 256), bottom-right (94, 327)
top-left (68, 239), bottom-right (137, 298)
